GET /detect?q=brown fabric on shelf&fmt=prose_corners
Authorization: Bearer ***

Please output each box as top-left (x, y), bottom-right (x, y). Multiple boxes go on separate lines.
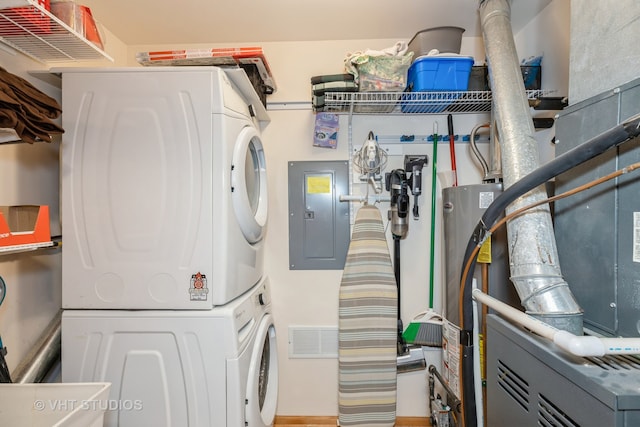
top-left (0, 68), bottom-right (64, 143)
top-left (0, 109), bottom-right (17, 129)
top-left (0, 67), bottom-right (61, 119)
top-left (0, 83), bottom-right (22, 108)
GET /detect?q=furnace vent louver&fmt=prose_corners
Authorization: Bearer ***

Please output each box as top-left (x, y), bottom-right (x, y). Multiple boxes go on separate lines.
top-left (489, 315), bottom-right (640, 427)
top-left (538, 393), bottom-right (580, 427)
top-left (585, 355), bottom-right (640, 371)
top-left (497, 359), bottom-right (529, 411)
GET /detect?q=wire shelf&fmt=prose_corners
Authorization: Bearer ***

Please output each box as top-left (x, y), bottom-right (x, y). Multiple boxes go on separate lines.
top-left (0, 240), bottom-right (56, 255)
top-left (0, 0), bottom-right (112, 63)
top-left (323, 90), bottom-right (552, 115)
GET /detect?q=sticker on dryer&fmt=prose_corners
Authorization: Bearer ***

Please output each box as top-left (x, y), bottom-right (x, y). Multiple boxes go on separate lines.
top-left (189, 272), bottom-right (209, 301)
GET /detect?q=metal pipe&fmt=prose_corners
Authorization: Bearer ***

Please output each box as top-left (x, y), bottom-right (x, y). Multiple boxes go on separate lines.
top-left (488, 117), bottom-right (502, 180)
top-left (479, 0), bottom-right (583, 334)
top-left (428, 364), bottom-right (462, 415)
top-left (469, 123), bottom-right (490, 180)
top-left (11, 310), bottom-right (62, 383)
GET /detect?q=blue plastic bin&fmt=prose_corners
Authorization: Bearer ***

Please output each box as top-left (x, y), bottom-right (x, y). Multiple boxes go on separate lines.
top-left (401, 55), bottom-right (474, 113)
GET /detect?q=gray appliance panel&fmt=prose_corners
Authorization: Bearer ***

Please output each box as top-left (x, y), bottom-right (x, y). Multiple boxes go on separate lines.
top-left (616, 83), bottom-right (640, 337)
top-left (555, 77), bottom-right (640, 336)
top-left (442, 184), bottom-right (517, 326)
top-left (487, 314), bottom-right (640, 427)
top-left (288, 161), bottom-right (350, 270)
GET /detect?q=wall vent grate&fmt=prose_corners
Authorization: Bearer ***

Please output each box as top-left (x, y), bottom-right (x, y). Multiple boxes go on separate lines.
top-left (288, 326), bottom-right (338, 358)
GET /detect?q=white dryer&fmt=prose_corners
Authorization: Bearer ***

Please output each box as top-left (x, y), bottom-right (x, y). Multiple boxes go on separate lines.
top-left (61, 277), bottom-right (279, 427)
top-left (60, 66), bottom-right (269, 309)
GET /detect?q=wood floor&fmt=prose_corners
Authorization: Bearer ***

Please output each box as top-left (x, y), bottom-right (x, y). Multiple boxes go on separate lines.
top-left (274, 416), bottom-right (431, 426)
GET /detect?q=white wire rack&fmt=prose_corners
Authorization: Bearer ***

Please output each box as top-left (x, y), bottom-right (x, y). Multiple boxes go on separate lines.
top-left (0, 0), bottom-right (112, 63)
top-left (324, 90), bottom-right (552, 115)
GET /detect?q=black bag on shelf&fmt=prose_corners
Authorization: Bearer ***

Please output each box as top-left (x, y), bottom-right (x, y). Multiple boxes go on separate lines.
top-left (311, 73), bottom-right (357, 112)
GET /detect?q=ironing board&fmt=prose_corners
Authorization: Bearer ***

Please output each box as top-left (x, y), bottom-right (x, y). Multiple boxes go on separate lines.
top-left (338, 205), bottom-right (397, 426)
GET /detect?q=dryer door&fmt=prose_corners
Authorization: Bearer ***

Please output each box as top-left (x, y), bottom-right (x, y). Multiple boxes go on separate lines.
top-left (245, 314), bottom-right (279, 427)
top-left (231, 126), bottom-right (268, 244)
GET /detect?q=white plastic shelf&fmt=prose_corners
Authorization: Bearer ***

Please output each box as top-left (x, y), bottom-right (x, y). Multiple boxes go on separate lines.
top-left (0, 0), bottom-right (112, 63)
top-left (323, 90), bottom-right (552, 115)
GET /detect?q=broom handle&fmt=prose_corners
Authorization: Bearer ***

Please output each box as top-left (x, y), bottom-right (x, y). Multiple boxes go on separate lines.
top-left (447, 114), bottom-right (458, 187)
top-left (429, 122), bottom-right (438, 309)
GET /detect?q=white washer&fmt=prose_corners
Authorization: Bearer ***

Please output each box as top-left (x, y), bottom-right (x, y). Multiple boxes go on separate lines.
top-left (60, 66), bottom-right (269, 308)
top-left (61, 277), bottom-right (279, 427)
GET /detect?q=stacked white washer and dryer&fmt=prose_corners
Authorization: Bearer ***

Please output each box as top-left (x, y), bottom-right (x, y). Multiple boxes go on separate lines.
top-left (58, 66), bottom-right (278, 427)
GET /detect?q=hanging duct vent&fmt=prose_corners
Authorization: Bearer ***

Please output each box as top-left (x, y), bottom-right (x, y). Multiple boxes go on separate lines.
top-left (479, 0), bottom-right (583, 334)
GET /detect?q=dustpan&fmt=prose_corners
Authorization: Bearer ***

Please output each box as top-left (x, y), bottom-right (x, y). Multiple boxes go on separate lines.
top-left (402, 309), bottom-right (443, 347)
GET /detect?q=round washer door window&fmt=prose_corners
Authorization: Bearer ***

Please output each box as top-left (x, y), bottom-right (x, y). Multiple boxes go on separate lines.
top-left (245, 315), bottom-right (278, 427)
top-left (231, 126), bottom-right (268, 244)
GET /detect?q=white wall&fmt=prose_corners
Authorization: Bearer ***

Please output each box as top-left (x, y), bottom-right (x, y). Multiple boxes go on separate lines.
top-left (515, 0), bottom-right (571, 164)
top-left (569, 0), bottom-right (640, 104)
top-left (131, 1), bottom-right (570, 414)
top-left (0, 0), bottom-right (569, 418)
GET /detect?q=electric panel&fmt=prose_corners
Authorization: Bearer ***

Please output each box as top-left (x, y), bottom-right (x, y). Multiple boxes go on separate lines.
top-left (288, 161), bottom-right (350, 270)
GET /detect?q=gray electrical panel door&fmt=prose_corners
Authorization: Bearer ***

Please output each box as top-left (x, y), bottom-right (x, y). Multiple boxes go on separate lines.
top-left (288, 161), bottom-right (350, 270)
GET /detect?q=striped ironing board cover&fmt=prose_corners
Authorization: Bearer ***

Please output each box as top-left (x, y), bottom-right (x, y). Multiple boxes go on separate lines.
top-left (339, 205), bottom-right (397, 426)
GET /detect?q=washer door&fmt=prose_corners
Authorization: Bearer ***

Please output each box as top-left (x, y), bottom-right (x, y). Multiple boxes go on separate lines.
top-left (231, 126), bottom-right (268, 244)
top-left (245, 314), bottom-right (278, 427)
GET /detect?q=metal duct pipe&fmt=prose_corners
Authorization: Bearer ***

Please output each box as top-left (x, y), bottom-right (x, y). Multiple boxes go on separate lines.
top-left (12, 310), bottom-right (61, 383)
top-left (488, 118), bottom-right (502, 181)
top-left (479, 0), bottom-right (583, 334)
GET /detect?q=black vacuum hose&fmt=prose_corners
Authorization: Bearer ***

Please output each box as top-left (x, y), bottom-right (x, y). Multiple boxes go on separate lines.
top-left (459, 114), bottom-right (640, 427)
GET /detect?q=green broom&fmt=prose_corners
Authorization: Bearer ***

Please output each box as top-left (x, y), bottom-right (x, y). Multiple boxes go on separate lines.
top-left (402, 310), bottom-right (443, 347)
top-left (403, 122), bottom-right (443, 347)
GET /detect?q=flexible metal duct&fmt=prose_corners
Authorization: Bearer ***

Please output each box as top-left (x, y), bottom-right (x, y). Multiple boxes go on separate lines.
top-left (479, 0), bottom-right (583, 334)
top-left (12, 310), bottom-right (61, 383)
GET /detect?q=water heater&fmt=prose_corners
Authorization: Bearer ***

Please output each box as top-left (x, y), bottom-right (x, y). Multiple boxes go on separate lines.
top-left (442, 183), bottom-right (517, 326)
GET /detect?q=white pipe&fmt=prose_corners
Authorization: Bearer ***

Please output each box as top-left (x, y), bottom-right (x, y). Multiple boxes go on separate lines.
top-left (472, 289), bottom-right (640, 357)
top-left (471, 280), bottom-right (485, 427)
